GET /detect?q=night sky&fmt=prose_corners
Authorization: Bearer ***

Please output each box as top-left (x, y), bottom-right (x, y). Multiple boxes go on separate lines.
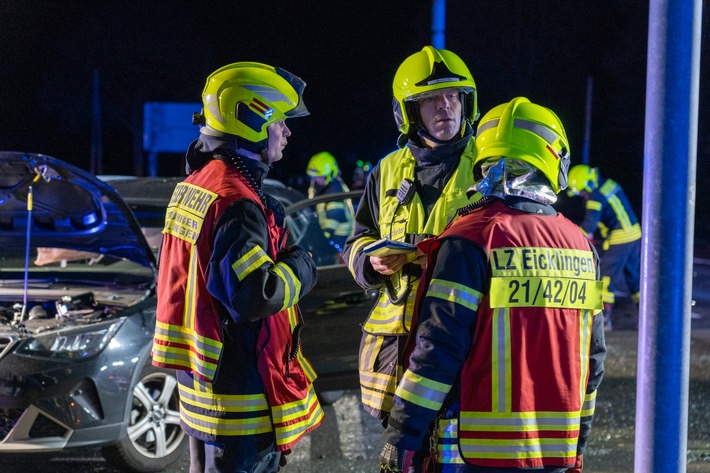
top-left (2, 1), bottom-right (708, 225)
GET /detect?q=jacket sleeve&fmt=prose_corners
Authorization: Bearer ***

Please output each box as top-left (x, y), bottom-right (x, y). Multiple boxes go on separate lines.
top-left (580, 190), bottom-right (605, 235)
top-left (343, 164), bottom-right (388, 289)
top-left (206, 199), bottom-right (318, 323)
top-left (383, 237), bottom-right (488, 450)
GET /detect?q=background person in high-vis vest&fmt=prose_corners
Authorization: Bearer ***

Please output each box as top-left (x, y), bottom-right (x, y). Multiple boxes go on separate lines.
top-left (343, 46), bottom-right (481, 426)
top-left (306, 151), bottom-right (355, 253)
top-left (566, 164), bottom-right (641, 331)
top-left (379, 97), bottom-right (606, 472)
top-left (152, 62), bottom-right (323, 473)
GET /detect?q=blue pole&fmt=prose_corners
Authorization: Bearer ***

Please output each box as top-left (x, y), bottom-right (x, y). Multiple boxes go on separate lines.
top-left (634, 0), bottom-right (701, 471)
top-left (431, 0), bottom-right (445, 49)
top-left (581, 76), bottom-right (592, 166)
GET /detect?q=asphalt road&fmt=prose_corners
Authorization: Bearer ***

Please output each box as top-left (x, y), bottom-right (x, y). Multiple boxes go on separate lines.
top-left (2, 303), bottom-right (709, 473)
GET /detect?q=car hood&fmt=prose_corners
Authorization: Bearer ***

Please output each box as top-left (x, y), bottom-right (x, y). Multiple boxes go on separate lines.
top-left (0, 152), bottom-right (156, 269)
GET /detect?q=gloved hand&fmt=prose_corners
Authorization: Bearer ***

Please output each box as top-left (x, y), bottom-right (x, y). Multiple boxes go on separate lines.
top-left (566, 454), bottom-right (583, 472)
top-left (379, 443), bottom-right (413, 472)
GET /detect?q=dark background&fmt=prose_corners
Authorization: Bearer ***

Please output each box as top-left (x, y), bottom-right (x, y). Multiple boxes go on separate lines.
top-left (1, 1), bottom-right (708, 225)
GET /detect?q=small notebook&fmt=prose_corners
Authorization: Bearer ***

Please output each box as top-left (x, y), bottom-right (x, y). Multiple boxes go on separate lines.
top-left (363, 239), bottom-right (417, 256)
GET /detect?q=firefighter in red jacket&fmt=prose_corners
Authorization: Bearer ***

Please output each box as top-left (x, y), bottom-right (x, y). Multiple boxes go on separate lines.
top-left (380, 97), bottom-right (607, 472)
top-left (152, 62), bottom-right (322, 473)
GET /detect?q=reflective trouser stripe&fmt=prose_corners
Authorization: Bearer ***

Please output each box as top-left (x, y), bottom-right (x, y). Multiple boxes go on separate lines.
top-left (359, 369), bottom-right (397, 414)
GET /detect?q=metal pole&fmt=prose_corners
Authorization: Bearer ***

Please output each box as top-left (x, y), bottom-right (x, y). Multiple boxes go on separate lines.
top-left (634, 0), bottom-right (701, 471)
top-left (431, 0), bottom-right (445, 49)
top-left (91, 69), bottom-right (103, 174)
top-left (582, 76), bottom-right (593, 165)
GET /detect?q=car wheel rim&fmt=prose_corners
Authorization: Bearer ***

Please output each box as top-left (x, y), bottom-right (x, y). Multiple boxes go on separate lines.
top-left (127, 371), bottom-right (184, 459)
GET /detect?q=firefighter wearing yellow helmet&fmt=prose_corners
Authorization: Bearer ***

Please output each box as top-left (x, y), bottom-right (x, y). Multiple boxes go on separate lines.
top-left (154, 62), bottom-right (322, 472)
top-left (567, 164), bottom-right (641, 331)
top-left (343, 46), bottom-right (482, 424)
top-left (379, 97), bottom-right (606, 472)
top-left (306, 151), bottom-right (354, 251)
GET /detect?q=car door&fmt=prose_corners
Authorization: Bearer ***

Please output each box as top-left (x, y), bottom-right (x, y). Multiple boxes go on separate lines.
top-left (284, 190), bottom-right (376, 392)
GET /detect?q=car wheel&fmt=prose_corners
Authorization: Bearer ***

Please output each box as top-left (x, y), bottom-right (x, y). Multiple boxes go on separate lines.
top-left (101, 364), bottom-right (187, 472)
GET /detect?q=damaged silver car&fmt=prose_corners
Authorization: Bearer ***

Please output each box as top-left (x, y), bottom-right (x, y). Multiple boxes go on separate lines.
top-left (0, 152), bottom-right (370, 471)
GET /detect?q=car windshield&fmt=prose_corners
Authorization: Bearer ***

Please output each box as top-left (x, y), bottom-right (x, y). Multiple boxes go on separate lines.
top-left (108, 177), bottom-right (356, 268)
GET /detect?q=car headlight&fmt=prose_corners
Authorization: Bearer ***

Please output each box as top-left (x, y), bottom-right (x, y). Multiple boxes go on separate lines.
top-left (15, 318), bottom-right (126, 359)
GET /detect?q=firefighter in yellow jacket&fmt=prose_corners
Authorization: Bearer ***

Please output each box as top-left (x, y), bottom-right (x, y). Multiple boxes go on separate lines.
top-left (306, 151), bottom-right (354, 252)
top-left (567, 164), bottom-right (641, 331)
top-left (152, 62), bottom-right (322, 472)
top-left (343, 46), bottom-right (481, 425)
top-left (379, 97), bottom-right (606, 472)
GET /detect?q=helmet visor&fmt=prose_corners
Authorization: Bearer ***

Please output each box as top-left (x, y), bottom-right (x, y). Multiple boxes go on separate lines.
top-left (404, 86), bottom-right (473, 103)
top-left (275, 67), bottom-right (309, 117)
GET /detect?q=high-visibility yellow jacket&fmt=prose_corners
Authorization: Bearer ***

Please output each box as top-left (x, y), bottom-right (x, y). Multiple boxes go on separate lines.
top-left (345, 136), bottom-right (479, 419)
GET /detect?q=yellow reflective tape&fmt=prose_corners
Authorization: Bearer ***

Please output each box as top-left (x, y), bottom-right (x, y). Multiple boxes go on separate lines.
top-left (358, 334), bottom-right (381, 371)
top-left (163, 182), bottom-right (218, 243)
top-left (491, 308), bottom-right (511, 412)
top-left (490, 247), bottom-right (596, 279)
top-left (271, 386), bottom-right (321, 423)
top-left (580, 389), bottom-right (597, 417)
top-left (168, 182), bottom-right (218, 215)
top-left (586, 200), bottom-right (602, 211)
top-left (395, 370), bottom-right (451, 411)
top-left (460, 410), bottom-right (580, 426)
top-left (178, 384), bottom-right (268, 412)
top-left (151, 344), bottom-right (218, 374)
top-left (272, 262), bottom-right (302, 310)
top-left (274, 397), bottom-right (325, 446)
top-left (489, 277), bottom-right (603, 309)
top-left (180, 409), bottom-right (273, 436)
top-left (184, 245), bottom-right (199, 329)
top-left (607, 224), bottom-right (641, 244)
top-left (348, 236), bottom-right (377, 273)
top-left (459, 436), bottom-right (577, 459)
top-left (232, 245), bottom-right (272, 281)
top-left (154, 320), bottom-right (223, 350)
top-left (427, 278), bottom-right (482, 312)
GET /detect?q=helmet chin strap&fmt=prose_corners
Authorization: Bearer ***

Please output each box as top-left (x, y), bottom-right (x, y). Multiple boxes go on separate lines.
top-left (259, 147), bottom-right (271, 165)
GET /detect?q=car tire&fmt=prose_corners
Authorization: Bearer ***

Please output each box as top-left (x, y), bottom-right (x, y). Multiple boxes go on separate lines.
top-left (101, 363), bottom-right (187, 472)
